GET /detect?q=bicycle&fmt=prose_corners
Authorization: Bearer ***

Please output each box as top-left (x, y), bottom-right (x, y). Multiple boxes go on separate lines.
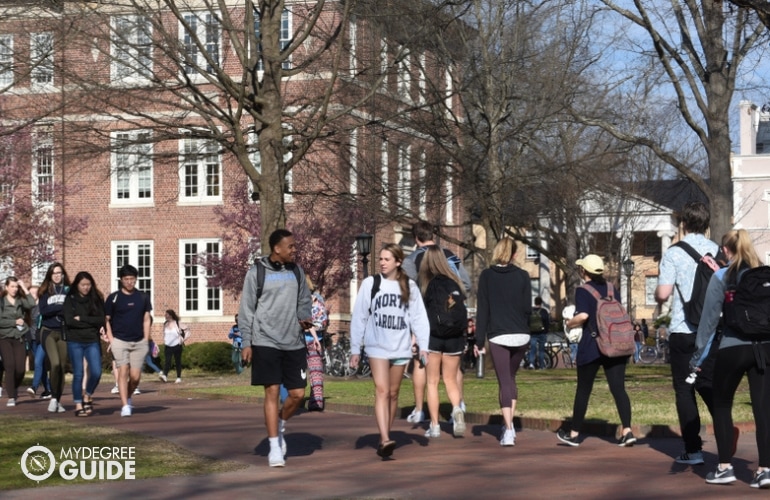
top-left (639, 335), bottom-right (669, 364)
top-left (545, 335), bottom-right (575, 369)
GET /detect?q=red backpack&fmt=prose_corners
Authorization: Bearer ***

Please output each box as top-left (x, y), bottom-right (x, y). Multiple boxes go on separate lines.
top-left (579, 283), bottom-right (636, 358)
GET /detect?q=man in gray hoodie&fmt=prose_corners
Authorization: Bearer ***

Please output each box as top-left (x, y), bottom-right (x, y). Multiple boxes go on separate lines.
top-left (238, 229), bottom-right (313, 467)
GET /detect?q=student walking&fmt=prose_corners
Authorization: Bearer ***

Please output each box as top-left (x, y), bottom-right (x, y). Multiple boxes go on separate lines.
top-left (38, 263), bottom-right (70, 413)
top-left (557, 254), bottom-right (636, 448)
top-left (63, 272), bottom-right (105, 417)
top-left (418, 246), bottom-right (468, 439)
top-left (350, 243), bottom-right (430, 459)
top-left (474, 238), bottom-right (531, 446)
top-left (692, 229), bottom-right (770, 487)
top-left (0, 277), bottom-right (35, 407)
top-left (161, 309), bottom-right (188, 384)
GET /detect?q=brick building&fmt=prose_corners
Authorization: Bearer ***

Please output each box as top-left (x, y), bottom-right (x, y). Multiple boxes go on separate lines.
top-left (0, 1), bottom-right (466, 340)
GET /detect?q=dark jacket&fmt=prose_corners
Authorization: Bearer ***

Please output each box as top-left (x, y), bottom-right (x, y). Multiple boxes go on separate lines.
top-left (475, 264), bottom-right (532, 347)
top-left (63, 293), bottom-right (105, 343)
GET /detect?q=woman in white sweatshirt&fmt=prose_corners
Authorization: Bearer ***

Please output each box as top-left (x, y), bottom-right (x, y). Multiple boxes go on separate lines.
top-left (350, 243), bottom-right (430, 459)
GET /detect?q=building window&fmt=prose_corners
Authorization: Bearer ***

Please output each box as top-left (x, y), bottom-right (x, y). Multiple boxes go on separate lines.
top-left (180, 239), bottom-right (221, 314)
top-left (111, 130), bottom-right (152, 204)
top-left (0, 35), bottom-right (12, 87)
top-left (348, 17), bottom-right (357, 77)
top-left (349, 128), bottom-right (358, 195)
top-left (0, 139), bottom-right (14, 205)
top-left (248, 130), bottom-right (293, 202)
top-left (645, 276), bottom-right (657, 305)
top-left (397, 145), bottom-right (410, 211)
top-left (33, 137), bottom-right (54, 205)
top-left (30, 32), bottom-right (53, 88)
top-left (526, 245), bottom-right (539, 260)
top-left (396, 48), bottom-right (411, 99)
top-left (180, 136), bottom-right (221, 202)
top-left (112, 241), bottom-right (153, 300)
top-left (418, 151), bottom-right (426, 218)
top-left (381, 139), bottom-right (389, 209)
top-left (444, 165), bottom-right (453, 223)
top-left (254, 8), bottom-right (290, 71)
top-left (112, 16), bottom-right (152, 83)
top-left (182, 12), bottom-right (220, 75)
top-left (417, 52), bottom-right (426, 105)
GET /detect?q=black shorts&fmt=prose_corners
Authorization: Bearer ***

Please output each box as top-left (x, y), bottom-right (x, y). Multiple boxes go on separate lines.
top-left (251, 346), bottom-right (308, 389)
top-left (428, 335), bottom-right (465, 355)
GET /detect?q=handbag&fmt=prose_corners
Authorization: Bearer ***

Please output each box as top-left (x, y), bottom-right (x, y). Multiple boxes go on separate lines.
top-left (562, 305), bottom-right (582, 343)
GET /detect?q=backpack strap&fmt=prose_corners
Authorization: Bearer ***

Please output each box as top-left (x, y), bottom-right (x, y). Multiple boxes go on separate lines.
top-left (368, 274), bottom-right (382, 314)
top-left (254, 259), bottom-right (302, 310)
top-left (673, 241), bottom-right (702, 262)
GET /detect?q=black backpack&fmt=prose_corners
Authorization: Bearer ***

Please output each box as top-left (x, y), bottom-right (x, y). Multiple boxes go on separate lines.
top-left (674, 241), bottom-right (725, 326)
top-left (723, 266), bottom-right (770, 339)
top-left (424, 275), bottom-right (467, 339)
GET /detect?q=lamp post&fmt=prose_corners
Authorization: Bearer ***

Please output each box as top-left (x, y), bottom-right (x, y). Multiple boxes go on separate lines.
top-left (622, 258), bottom-right (635, 318)
top-left (355, 233), bottom-right (373, 278)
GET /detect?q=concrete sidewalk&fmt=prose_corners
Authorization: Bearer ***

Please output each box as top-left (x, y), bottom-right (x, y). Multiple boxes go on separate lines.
top-left (2, 381), bottom-right (765, 499)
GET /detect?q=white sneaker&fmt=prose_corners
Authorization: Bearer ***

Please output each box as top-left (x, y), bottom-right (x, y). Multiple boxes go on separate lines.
top-left (7, 398), bottom-right (15, 407)
top-left (133, 388), bottom-right (141, 395)
top-left (121, 405), bottom-right (132, 417)
top-left (48, 398), bottom-right (59, 413)
top-left (175, 378), bottom-right (182, 384)
top-left (159, 373), bottom-right (167, 382)
top-left (57, 403), bottom-right (65, 413)
top-left (268, 446), bottom-right (285, 467)
top-left (0, 387), bottom-right (3, 398)
top-left (424, 424), bottom-right (441, 438)
top-left (111, 385), bottom-right (119, 394)
top-left (26, 387), bottom-right (36, 396)
top-left (460, 400), bottom-right (466, 413)
top-left (452, 406), bottom-right (466, 437)
top-left (500, 428), bottom-right (515, 446)
top-left (406, 408), bottom-right (425, 423)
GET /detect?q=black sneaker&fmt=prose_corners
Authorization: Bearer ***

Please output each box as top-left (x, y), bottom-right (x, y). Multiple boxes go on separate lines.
top-left (556, 428), bottom-right (580, 447)
top-left (618, 432), bottom-right (637, 447)
top-left (705, 465), bottom-right (736, 484)
top-left (40, 391), bottom-right (52, 400)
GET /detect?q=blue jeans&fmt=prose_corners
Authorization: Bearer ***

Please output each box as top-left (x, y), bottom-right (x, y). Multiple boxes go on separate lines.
top-left (528, 333), bottom-right (547, 368)
top-left (67, 341), bottom-right (102, 404)
top-left (31, 341), bottom-right (50, 392)
top-left (145, 355), bottom-right (161, 373)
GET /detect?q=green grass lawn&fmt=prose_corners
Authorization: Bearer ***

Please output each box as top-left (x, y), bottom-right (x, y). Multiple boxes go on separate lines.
top-left (179, 364), bottom-right (753, 426)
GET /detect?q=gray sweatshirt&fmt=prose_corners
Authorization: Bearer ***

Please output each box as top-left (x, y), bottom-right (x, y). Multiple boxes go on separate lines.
top-left (237, 257), bottom-right (312, 350)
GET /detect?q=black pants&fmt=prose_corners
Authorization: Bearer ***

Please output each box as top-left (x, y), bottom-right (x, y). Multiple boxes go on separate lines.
top-left (0, 337), bottom-right (26, 399)
top-left (668, 333), bottom-right (714, 453)
top-left (713, 344), bottom-right (770, 465)
top-left (569, 355), bottom-right (632, 432)
top-left (164, 344), bottom-right (183, 378)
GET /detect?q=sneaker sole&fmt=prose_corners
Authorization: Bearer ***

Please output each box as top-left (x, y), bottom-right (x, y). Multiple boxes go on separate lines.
top-left (676, 459), bottom-right (704, 465)
top-left (557, 434), bottom-right (579, 447)
top-left (269, 460), bottom-right (286, 467)
top-left (706, 475), bottom-right (736, 484)
top-left (618, 438), bottom-right (637, 447)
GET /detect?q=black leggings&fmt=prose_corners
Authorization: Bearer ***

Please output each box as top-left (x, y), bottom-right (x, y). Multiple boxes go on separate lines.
top-left (0, 337), bottom-right (26, 399)
top-left (164, 344), bottom-right (183, 378)
top-left (713, 344), bottom-right (770, 465)
top-left (569, 355), bottom-right (632, 432)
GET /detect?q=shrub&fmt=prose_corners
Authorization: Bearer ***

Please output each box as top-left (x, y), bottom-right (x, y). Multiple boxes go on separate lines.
top-left (181, 342), bottom-right (233, 373)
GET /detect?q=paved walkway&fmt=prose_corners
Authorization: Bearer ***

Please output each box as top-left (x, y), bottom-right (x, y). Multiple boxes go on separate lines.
top-left (2, 381), bottom-right (765, 499)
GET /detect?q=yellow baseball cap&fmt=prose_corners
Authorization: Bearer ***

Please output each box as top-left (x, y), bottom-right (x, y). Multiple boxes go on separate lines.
top-left (576, 254), bottom-right (604, 274)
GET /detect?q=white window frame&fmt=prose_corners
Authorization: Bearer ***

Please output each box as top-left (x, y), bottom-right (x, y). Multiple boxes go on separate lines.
top-left (30, 32), bottom-right (53, 89)
top-left (417, 52), bottom-right (426, 105)
top-left (179, 135), bottom-right (222, 204)
top-left (0, 35), bottom-right (13, 88)
top-left (111, 15), bottom-right (152, 84)
top-left (248, 130), bottom-right (293, 202)
top-left (445, 67), bottom-right (453, 116)
top-left (179, 238), bottom-right (222, 316)
top-left (111, 130), bottom-right (153, 206)
top-left (348, 17), bottom-right (357, 78)
top-left (444, 164), bottom-right (453, 223)
top-left (253, 8), bottom-right (291, 72)
top-left (397, 145), bottom-right (411, 210)
top-left (0, 139), bottom-right (14, 205)
top-left (181, 11), bottom-right (220, 76)
top-left (349, 128), bottom-right (358, 195)
top-left (418, 150), bottom-right (426, 218)
top-left (381, 139), bottom-right (389, 209)
top-left (32, 135), bottom-right (54, 206)
top-left (396, 48), bottom-right (411, 100)
top-left (645, 276), bottom-right (657, 305)
top-left (111, 240), bottom-right (153, 299)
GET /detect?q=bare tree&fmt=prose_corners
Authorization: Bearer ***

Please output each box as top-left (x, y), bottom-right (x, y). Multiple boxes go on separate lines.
top-left (580, 0), bottom-right (767, 238)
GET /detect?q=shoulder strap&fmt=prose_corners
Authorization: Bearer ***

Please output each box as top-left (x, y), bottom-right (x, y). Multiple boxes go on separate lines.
top-left (368, 274), bottom-right (382, 314)
top-left (254, 262), bottom-right (302, 309)
top-left (673, 241), bottom-right (702, 262)
top-left (579, 283), bottom-right (602, 301)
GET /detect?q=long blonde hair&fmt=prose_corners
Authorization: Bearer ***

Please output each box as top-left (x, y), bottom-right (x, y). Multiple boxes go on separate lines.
top-left (723, 229), bottom-right (760, 282)
top-left (381, 243), bottom-right (410, 304)
top-left (418, 246), bottom-right (464, 295)
top-left (491, 238), bottom-right (517, 265)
